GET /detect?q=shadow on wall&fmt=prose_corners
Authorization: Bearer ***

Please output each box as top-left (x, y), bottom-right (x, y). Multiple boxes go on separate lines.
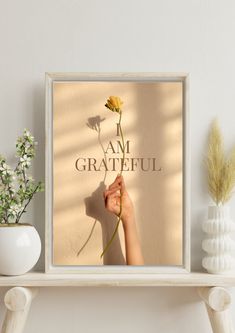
top-left (84, 181), bottom-right (125, 265)
top-left (78, 115), bottom-right (125, 264)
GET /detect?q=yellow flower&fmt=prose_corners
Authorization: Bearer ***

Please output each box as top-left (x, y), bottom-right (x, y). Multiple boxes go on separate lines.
top-left (105, 96), bottom-right (123, 113)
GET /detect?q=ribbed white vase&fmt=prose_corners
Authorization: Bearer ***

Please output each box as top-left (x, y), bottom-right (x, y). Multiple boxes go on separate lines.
top-left (202, 205), bottom-right (235, 274)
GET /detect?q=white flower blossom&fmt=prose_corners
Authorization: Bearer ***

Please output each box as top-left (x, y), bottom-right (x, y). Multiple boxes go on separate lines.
top-left (0, 163), bottom-right (13, 176)
top-left (20, 155), bottom-right (31, 168)
top-left (0, 163), bottom-right (7, 171)
top-left (8, 203), bottom-right (23, 217)
top-left (24, 129), bottom-right (30, 137)
top-left (0, 129), bottom-right (44, 224)
top-left (24, 129), bottom-right (34, 141)
top-left (9, 187), bottom-right (15, 194)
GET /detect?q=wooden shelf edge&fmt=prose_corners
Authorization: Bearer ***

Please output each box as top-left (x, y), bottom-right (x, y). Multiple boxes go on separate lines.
top-left (0, 272), bottom-right (234, 287)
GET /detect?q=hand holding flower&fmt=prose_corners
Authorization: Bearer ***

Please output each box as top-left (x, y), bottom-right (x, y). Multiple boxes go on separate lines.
top-left (100, 96), bottom-right (125, 257)
top-left (104, 175), bottom-right (144, 265)
top-left (104, 175), bottom-right (134, 224)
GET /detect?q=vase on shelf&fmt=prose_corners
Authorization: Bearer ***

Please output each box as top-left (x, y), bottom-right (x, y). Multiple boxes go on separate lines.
top-left (0, 224), bottom-right (41, 276)
top-left (202, 205), bottom-right (235, 274)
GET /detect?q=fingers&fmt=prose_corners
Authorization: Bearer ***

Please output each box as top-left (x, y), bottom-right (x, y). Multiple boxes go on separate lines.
top-left (108, 175), bottom-right (121, 190)
top-left (103, 186), bottom-right (120, 200)
top-left (108, 175), bottom-right (126, 190)
top-left (112, 175), bottom-right (126, 194)
top-left (103, 189), bottom-right (121, 211)
top-left (108, 193), bottom-right (121, 205)
top-left (104, 175), bottom-right (126, 202)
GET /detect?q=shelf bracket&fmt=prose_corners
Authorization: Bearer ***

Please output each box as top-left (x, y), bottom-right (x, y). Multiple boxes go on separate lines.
top-left (1, 287), bottom-right (38, 333)
top-left (198, 287), bottom-right (234, 333)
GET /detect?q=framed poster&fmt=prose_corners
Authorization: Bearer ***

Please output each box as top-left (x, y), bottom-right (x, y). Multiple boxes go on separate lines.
top-left (45, 73), bottom-right (190, 274)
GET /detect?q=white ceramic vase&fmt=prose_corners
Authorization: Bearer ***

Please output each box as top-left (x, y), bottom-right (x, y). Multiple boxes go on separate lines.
top-left (0, 224), bottom-right (41, 276)
top-left (202, 205), bottom-right (235, 274)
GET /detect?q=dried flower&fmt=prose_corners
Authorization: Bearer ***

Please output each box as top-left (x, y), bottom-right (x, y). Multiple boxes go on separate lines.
top-left (105, 96), bottom-right (123, 113)
top-left (206, 120), bottom-right (235, 205)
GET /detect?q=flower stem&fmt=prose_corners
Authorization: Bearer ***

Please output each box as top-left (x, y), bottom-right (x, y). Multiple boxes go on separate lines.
top-left (15, 184), bottom-right (39, 223)
top-left (101, 111), bottom-right (125, 258)
top-left (100, 214), bottom-right (122, 258)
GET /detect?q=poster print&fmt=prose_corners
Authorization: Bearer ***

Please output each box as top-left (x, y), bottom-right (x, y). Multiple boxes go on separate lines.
top-left (46, 73), bottom-right (190, 272)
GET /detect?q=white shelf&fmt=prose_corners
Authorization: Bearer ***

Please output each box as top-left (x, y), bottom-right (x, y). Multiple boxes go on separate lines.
top-left (0, 272), bottom-right (234, 287)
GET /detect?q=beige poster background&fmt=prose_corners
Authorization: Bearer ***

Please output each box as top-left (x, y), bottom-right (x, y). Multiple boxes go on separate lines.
top-left (53, 81), bottom-right (183, 266)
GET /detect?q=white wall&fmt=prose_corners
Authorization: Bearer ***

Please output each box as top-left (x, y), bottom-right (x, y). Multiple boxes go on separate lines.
top-left (0, 0), bottom-right (235, 332)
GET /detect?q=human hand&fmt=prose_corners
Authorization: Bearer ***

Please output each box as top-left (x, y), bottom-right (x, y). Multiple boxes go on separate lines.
top-left (103, 175), bottom-right (134, 225)
top-left (104, 175), bottom-right (144, 265)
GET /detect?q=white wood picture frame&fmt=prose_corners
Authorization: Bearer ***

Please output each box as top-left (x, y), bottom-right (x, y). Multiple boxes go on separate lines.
top-left (45, 72), bottom-right (190, 274)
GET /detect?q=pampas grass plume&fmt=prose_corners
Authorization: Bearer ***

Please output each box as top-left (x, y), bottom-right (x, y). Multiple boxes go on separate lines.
top-left (206, 120), bottom-right (235, 205)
